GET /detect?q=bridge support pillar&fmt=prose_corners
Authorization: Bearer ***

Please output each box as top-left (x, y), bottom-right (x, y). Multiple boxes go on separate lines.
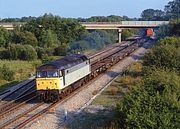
top-left (118, 29), bottom-right (122, 43)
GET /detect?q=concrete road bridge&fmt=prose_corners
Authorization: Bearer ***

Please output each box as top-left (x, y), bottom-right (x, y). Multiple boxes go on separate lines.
top-left (0, 21), bottom-right (169, 42)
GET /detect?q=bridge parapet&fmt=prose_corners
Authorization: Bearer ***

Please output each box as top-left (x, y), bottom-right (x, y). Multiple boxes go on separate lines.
top-left (81, 21), bottom-right (169, 27)
top-left (81, 21), bottom-right (169, 30)
top-left (81, 21), bottom-right (169, 25)
top-left (0, 21), bottom-right (169, 30)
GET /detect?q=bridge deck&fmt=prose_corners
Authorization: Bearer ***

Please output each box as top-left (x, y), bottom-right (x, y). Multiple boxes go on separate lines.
top-left (81, 21), bottom-right (169, 29)
top-left (0, 21), bottom-right (169, 30)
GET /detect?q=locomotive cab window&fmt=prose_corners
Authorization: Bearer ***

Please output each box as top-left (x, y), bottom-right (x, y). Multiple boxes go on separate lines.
top-left (36, 71), bottom-right (46, 78)
top-left (47, 71), bottom-right (59, 77)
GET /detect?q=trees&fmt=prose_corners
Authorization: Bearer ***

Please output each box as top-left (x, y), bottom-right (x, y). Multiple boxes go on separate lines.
top-left (23, 45), bottom-right (38, 60)
top-left (165, 0), bottom-right (180, 20)
top-left (116, 35), bottom-right (180, 128)
top-left (23, 14), bottom-right (86, 44)
top-left (39, 29), bottom-right (59, 47)
top-left (117, 69), bottom-right (180, 129)
top-left (0, 27), bottom-right (9, 47)
top-left (143, 37), bottom-right (180, 72)
top-left (117, 37), bottom-right (180, 127)
top-left (122, 29), bottom-right (136, 40)
top-left (140, 0), bottom-right (180, 21)
top-left (54, 44), bottom-right (67, 56)
top-left (80, 15), bottom-right (125, 22)
top-left (12, 30), bottom-right (38, 46)
top-left (141, 9), bottom-right (165, 21)
top-left (8, 44), bottom-right (37, 60)
top-left (169, 21), bottom-right (180, 36)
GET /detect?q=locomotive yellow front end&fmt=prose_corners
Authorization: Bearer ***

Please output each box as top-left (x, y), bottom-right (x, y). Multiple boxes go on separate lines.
top-left (36, 78), bottom-right (60, 90)
top-left (36, 70), bottom-right (62, 101)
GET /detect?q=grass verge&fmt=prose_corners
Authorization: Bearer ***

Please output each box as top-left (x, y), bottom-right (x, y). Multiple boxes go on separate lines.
top-left (0, 60), bottom-right (42, 92)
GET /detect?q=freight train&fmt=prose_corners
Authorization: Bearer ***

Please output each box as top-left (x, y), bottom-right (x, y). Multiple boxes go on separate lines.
top-left (36, 37), bottom-right (140, 102)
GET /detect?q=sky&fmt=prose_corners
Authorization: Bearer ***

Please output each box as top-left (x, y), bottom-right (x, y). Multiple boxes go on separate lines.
top-left (0, 0), bottom-right (171, 19)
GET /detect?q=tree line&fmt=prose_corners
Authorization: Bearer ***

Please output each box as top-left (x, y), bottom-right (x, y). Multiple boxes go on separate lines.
top-left (0, 14), bottom-right (136, 61)
top-left (140, 0), bottom-right (180, 21)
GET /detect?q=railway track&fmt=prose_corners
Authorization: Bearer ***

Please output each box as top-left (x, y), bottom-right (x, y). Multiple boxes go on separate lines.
top-left (0, 79), bottom-right (101, 129)
top-left (0, 90), bottom-right (37, 117)
top-left (0, 36), bottom-right (146, 128)
top-left (0, 80), bottom-right (35, 102)
top-left (0, 81), bottom-right (36, 114)
top-left (89, 36), bottom-right (142, 64)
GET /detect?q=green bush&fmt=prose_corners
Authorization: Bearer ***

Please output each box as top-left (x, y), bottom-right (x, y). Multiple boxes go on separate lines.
top-left (116, 69), bottom-right (180, 129)
top-left (54, 44), bottom-right (67, 56)
top-left (0, 65), bottom-right (15, 81)
top-left (9, 44), bottom-right (25, 60)
top-left (143, 37), bottom-right (180, 72)
top-left (0, 27), bottom-right (9, 47)
top-left (122, 29), bottom-right (136, 40)
top-left (0, 48), bottom-right (10, 59)
top-left (35, 46), bottom-right (46, 59)
top-left (12, 31), bottom-right (38, 46)
top-left (8, 44), bottom-right (37, 60)
top-left (23, 45), bottom-right (38, 60)
top-left (158, 36), bottom-right (180, 48)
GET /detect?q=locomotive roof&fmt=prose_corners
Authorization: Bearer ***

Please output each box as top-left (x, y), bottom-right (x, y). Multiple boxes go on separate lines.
top-left (37, 54), bottom-right (88, 71)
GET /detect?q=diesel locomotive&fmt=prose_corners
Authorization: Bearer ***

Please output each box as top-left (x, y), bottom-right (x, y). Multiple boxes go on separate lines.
top-left (36, 54), bottom-right (91, 101)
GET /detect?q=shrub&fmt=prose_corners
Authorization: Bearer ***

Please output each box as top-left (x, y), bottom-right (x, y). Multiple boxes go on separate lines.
top-left (143, 41), bottom-right (180, 72)
top-left (12, 31), bottom-right (38, 46)
top-left (0, 27), bottom-right (9, 47)
top-left (35, 46), bottom-right (46, 59)
top-left (0, 65), bottom-right (15, 81)
top-left (8, 44), bottom-right (37, 60)
top-left (54, 44), bottom-right (67, 56)
top-left (9, 44), bottom-right (27, 60)
top-left (116, 69), bottom-right (180, 129)
top-left (23, 45), bottom-right (38, 60)
top-left (158, 36), bottom-right (180, 48)
top-left (0, 48), bottom-right (10, 59)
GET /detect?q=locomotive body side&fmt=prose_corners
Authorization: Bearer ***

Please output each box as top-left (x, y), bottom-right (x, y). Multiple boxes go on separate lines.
top-left (63, 60), bottom-right (91, 87)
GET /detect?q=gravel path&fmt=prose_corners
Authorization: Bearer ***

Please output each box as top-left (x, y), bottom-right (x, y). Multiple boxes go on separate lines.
top-left (25, 40), bottom-right (154, 129)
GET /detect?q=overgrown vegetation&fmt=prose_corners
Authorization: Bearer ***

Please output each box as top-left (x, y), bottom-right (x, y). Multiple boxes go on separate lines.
top-left (117, 68), bottom-right (180, 129)
top-left (0, 65), bottom-right (15, 81)
top-left (0, 60), bottom-right (41, 91)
